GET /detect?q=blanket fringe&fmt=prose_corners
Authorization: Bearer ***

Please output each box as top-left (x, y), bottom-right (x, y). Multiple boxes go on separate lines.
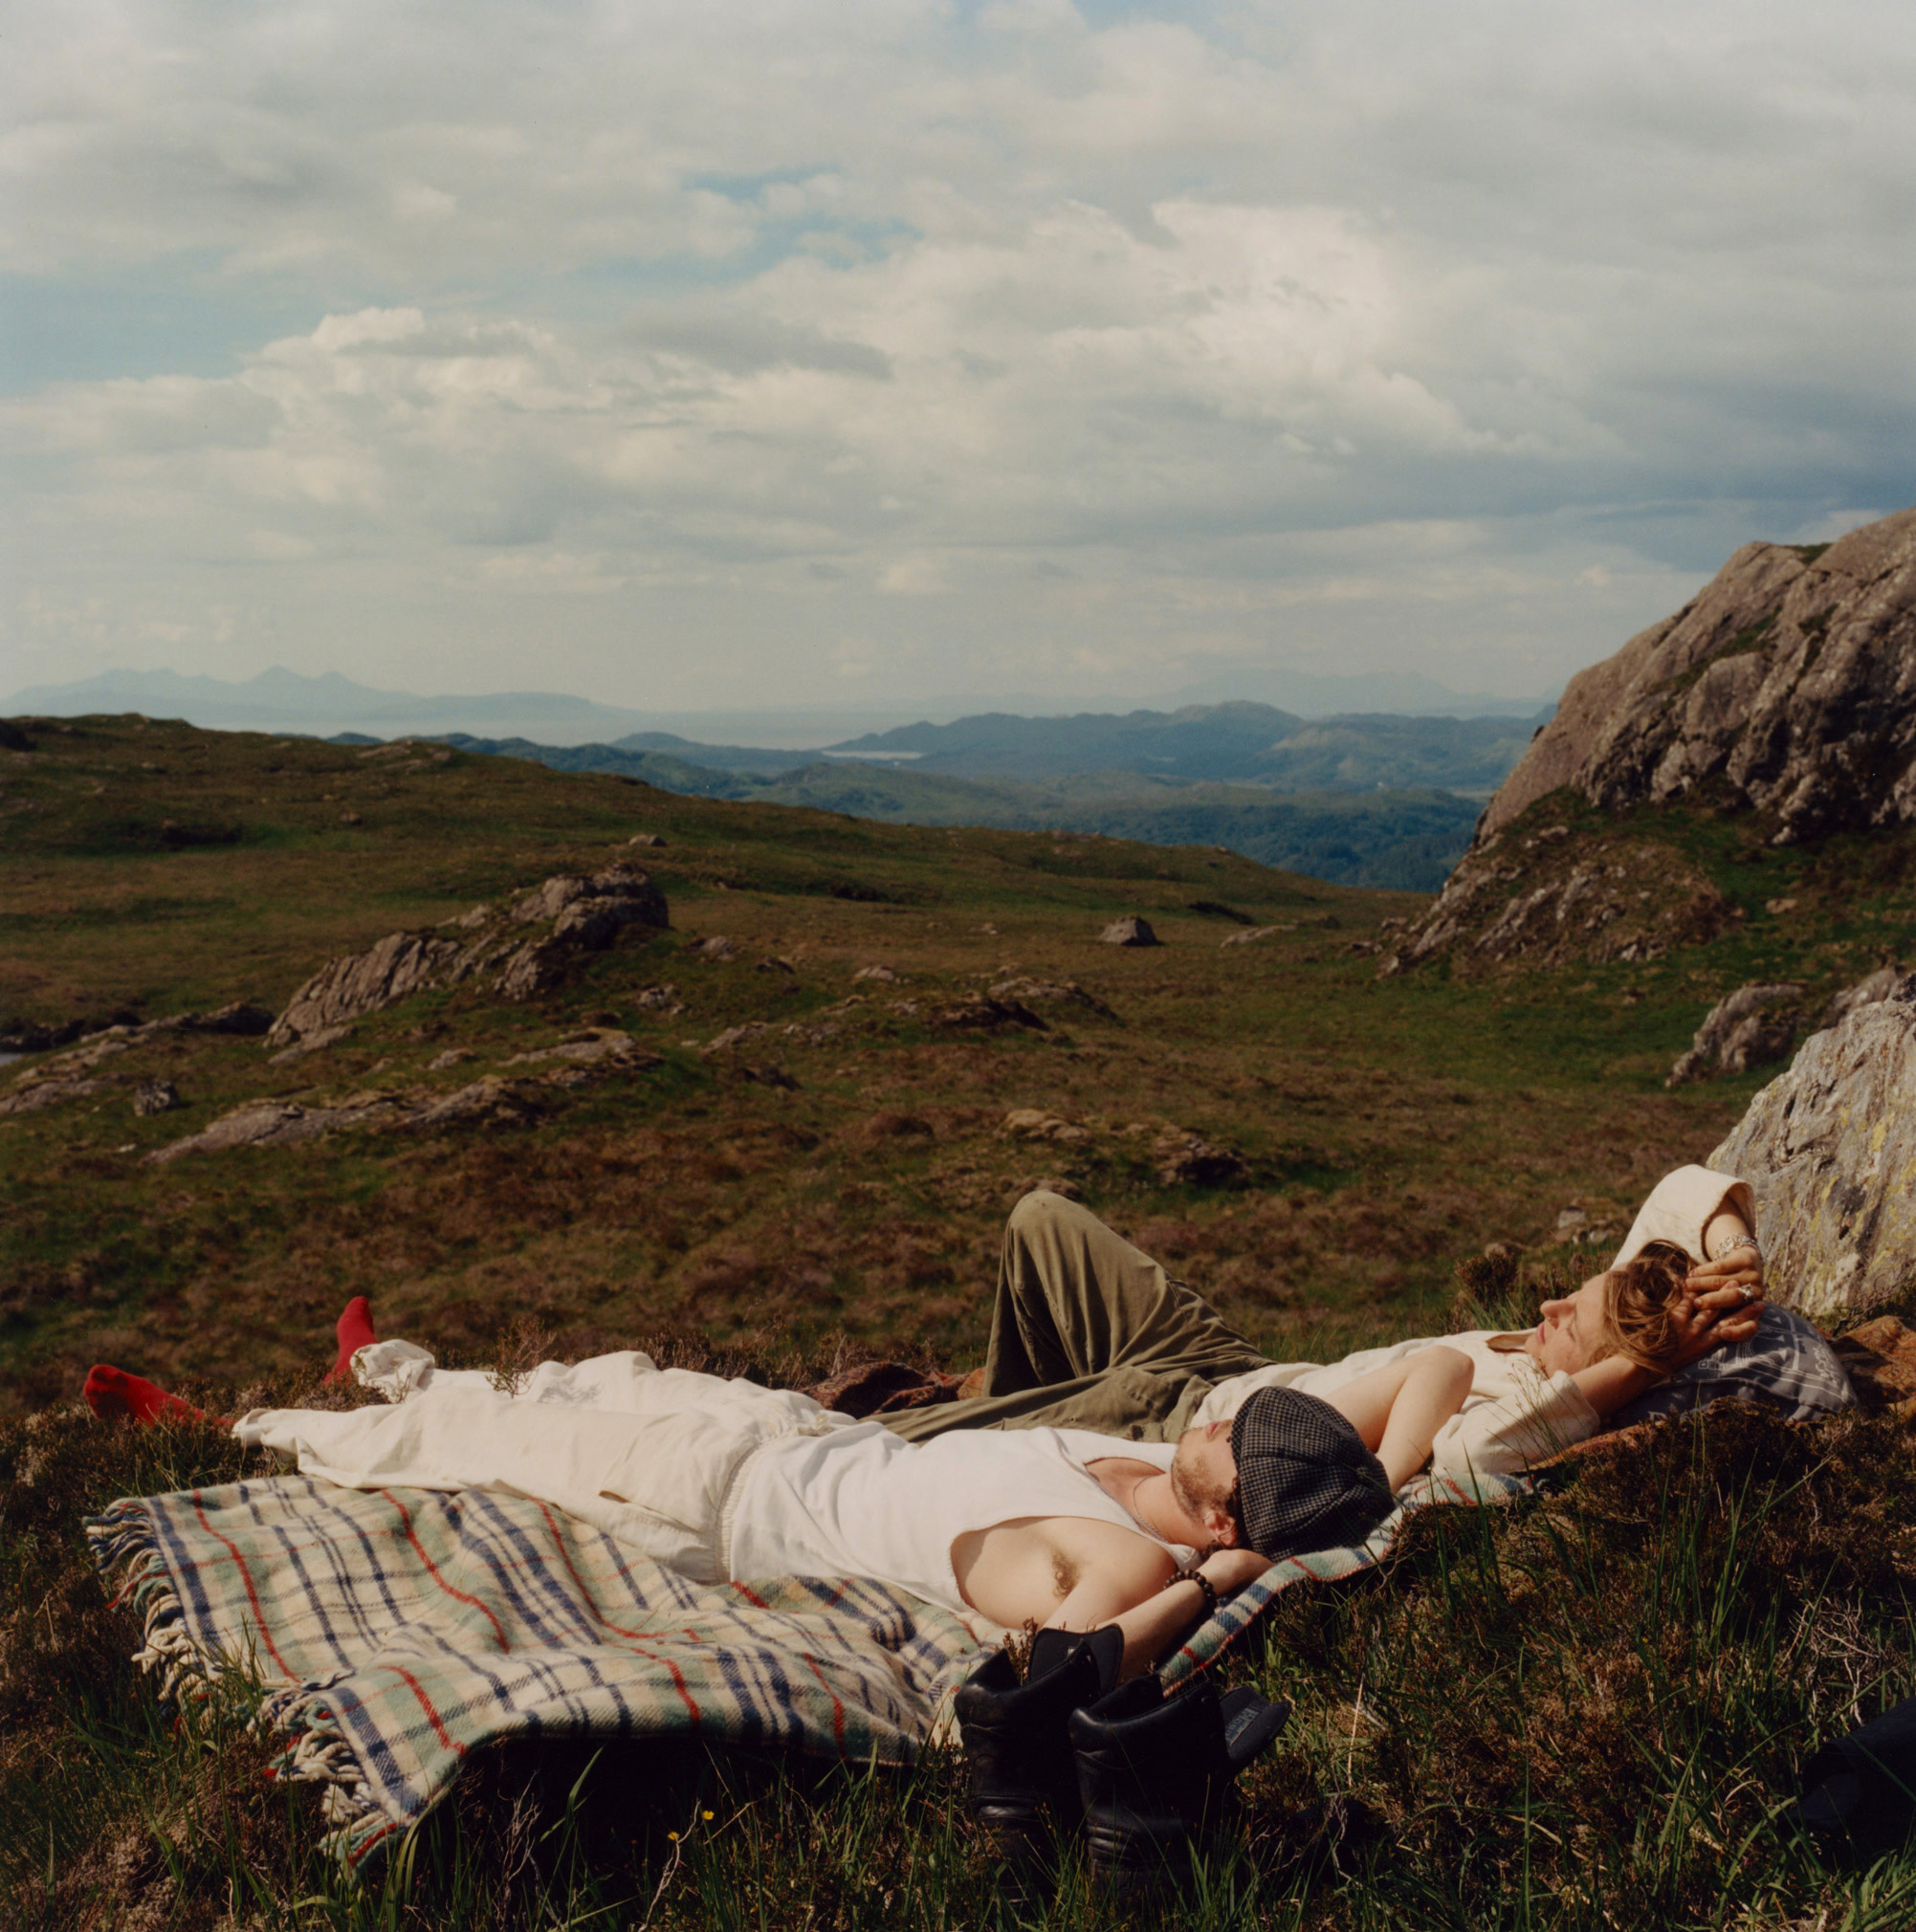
top-left (88, 1501), bottom-right (388, 1866)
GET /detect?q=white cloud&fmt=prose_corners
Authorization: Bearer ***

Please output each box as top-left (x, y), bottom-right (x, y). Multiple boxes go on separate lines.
top-left (1, 0), bottom-right (1912, 708)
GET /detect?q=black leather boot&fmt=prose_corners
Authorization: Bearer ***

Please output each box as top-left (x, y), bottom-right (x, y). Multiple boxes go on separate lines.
top-left (1069, 1671), bottom-right (1290, 1895)
top-left (954, 1626), bottom-right (1124, 1879)
top-left (1795, 1695), bottom-right (1916, 1864)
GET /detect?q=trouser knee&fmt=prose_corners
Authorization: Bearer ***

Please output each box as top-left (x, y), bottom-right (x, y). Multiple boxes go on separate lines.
top-left (1006, 1188), bottom-right (1104, 1245)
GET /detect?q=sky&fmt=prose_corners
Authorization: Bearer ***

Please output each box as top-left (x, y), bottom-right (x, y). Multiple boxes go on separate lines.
top-left (2, 0), bottom-right (1912, 714)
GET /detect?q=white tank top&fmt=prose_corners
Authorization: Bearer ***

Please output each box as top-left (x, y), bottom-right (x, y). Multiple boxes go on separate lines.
top-left (726, 1422), bottom-right (1193, 1618)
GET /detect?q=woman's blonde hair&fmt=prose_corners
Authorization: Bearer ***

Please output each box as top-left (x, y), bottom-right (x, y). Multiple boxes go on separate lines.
top-left (1597, 1240), bottom-right (1694, 1370)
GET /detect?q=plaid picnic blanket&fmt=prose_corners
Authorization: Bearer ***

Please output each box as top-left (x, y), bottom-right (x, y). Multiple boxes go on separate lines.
top-left (89, 1465), bottom-right (1527, 1864)
top-left (88, 1474), bottom-right (989, 1864)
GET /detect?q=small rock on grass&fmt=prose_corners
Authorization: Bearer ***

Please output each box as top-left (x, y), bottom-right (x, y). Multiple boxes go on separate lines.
top-left (133, 1078), bottom-right (183, 1116)
top-left (1002, 1108), bottom-right (1091, 1145)
top-left (1098, 916), bottom-right (1159, 947)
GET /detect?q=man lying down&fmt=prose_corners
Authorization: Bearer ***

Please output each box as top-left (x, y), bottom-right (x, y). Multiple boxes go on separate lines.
top-left (86, 1163), bottom-right (1836, 1677)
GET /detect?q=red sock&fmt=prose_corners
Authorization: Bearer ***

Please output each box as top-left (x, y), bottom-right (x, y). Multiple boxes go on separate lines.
top-left (84, 1364), bottom-right (220, 1428)
top-left (324, 1295), bottom-right (377, 1384)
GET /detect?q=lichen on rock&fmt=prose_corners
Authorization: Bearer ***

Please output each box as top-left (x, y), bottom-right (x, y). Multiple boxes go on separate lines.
top-left (1708, 973), bottom-right (1916, 1323)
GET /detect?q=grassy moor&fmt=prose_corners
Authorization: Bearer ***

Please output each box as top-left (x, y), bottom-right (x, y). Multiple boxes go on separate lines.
top-left (5, 714), bottom-right (1916, 1929)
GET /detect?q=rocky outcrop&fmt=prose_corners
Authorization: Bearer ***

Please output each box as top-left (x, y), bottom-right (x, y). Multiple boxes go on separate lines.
top-left (1708, 973), bottom-right (1916, 1322)
top-left (0, 1001), bottom-right (272, 1116)
top-left (267, 864), bottom-right (668, 1046)
top-left (1389, 508), bottom-right (1916, 973)
top-left (1484, 508), bottom-right (1916, 844)
top-left (1379, 830), bottom-right (1741, 976)
top-left (1666, 983), bottom-right (1803, 1087)
top-left (144, 1077), bottom-right (559, 1164)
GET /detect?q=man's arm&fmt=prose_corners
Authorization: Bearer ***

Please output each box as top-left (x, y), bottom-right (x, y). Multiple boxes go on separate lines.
top-left (1046, 1543), bottom-right (1269, 1680)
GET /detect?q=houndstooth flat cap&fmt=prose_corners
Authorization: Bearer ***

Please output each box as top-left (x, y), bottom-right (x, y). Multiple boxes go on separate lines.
top-left (1229, 1387), bottom-right (1396, 1559)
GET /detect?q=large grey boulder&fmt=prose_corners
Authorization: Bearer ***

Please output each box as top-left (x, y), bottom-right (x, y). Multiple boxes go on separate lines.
top-left (1483, 508), bottom-right (1916, 845)
top-left (1709, 973), bottom-right (1916, 1322)
top-left (1387, 508), bottom-right (1916, 975)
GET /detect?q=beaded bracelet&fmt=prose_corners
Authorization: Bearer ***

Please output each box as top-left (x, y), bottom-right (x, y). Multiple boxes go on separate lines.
top-left (1163, 1566), bottom-right (1220, 1619)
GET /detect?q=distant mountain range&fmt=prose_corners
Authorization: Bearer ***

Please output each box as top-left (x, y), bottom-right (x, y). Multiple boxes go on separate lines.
top-left (6, 666), bottom-right (1553, 888)
top-left (4, 663), bottom-right (1555, 746)
top-left (819, 703), bottom-right (1546, 791)
top-left (427, 731), bottom-right (1508, 890)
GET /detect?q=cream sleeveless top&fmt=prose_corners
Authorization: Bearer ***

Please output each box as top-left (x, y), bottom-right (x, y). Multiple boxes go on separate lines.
top-left (726, 1422), bottom-right (1193, 1617)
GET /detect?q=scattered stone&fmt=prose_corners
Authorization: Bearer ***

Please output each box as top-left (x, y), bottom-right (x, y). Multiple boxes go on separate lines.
top-left (340, 812), bottom-right (364, 826)
top-left (133, 1078), bottom-right (183, 1116)
top-left (1220, 927), bottom-right (1283, 948)
top-left (1708, 972), bottom-right (1916, 1322)
top-left (686, 935), bottom-right (738, 961)
top-left (1666, 983), bottom-right (1803, 1087)
top-left (987, 977), bottom-right (1118, 1021)
top-left (428, 1048), bottom-right (475, 1071)
top-left (267, 863), bottom-right (669, 1046)
top-left (1154, 1131), bottom-right (1248, 1188)
top-left (1766, 896), bottom-right (1799, 916)
top-left (757, 956), bottom-right (798, 976)
top-left (888, 999), bottom-right (921, 1018)
top-left (1555, 1207), bottom-right (1589, 1239)
top-left (1002, 1108), bottom-right (1092, 1145)
top-left (933, 996), bottom-right (1046, 1032)
top-left (627, 833), bottom-right (669, 847)
top-left (506, 1030), bottom-right (662, 1071)
top-left (707, 1023), bottom-right (772, 1052)
top-left (269, 1023), bottom-right (356, 1064)
top-left (1825, 965), bottom-right (1903, 1029)
top-left (736, 1063), bottom-right (798, 1090)
top-left (634, 983), bottom-right (682, 1011)
top-left (853, 964), bottom-right (900, 983)
top-left (1098, 916), bottom-right (1159, 947)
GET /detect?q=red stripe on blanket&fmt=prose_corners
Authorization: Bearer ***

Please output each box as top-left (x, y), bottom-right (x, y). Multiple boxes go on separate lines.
top-left (800, 1651), bottom-right (848, 1751)
top-left (390, 1663), bottom-right (469, 1758)
top-left (379, 1491), bottom-right (508, 1649)
top-left (190, 1490), bottom-right (298, 1680)
top-left (533, 1501), bottom-right (675, 1644)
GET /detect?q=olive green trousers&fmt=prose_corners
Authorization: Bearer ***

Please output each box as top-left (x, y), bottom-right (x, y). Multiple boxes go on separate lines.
top-left (883, 1190), bottom-right (1267, 1444)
